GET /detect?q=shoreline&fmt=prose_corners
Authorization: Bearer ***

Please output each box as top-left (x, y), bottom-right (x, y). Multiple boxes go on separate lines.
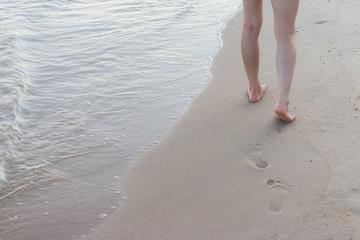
top-left (89, 0), bottom-right (360, 239)
top-left (0, 2), bottom-right (243, 240)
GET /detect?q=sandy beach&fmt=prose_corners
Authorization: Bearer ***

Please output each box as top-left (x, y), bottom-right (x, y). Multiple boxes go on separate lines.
top-left (88, 0), bottom-right (360, 239)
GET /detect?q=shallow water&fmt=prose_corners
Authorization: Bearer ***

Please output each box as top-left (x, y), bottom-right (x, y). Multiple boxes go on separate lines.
top-left (0, 0), bottom-right (242, 239)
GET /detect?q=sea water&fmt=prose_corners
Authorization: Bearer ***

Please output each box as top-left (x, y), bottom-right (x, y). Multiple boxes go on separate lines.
top-left (0, 0), bottom-right (242, 238)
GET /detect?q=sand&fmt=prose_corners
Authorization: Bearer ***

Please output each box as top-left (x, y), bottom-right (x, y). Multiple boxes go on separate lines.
top-left (88, 0), bottom-right (360, 239)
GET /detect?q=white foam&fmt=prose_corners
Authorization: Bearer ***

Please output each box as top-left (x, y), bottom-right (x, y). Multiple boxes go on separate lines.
top-left (0, 163), bottom-right (6, 182)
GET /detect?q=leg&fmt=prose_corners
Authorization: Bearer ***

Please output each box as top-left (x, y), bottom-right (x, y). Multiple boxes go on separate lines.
top-left (241, 0), bottom-right (267, 103)
top-left (271, 0), bottom-right (299, 122)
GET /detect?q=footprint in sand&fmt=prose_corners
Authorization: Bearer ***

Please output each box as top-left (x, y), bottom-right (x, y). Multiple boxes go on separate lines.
top-left (246, 144), bottom-right (269, 169)
top-left (268, 198), bottom-right (284, 214)
top-left (266, 179), bottom-right (291, 192)
top-left (266, 179), bottom-right (291, 214)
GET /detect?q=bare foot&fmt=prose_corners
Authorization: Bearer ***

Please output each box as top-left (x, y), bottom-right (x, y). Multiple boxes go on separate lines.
top-left (248, 83), bottom-right (267, 103)
top-left (274, 101), bottom-right (295, 122)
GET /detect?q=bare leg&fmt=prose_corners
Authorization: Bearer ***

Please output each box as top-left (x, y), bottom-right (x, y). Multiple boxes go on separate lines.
top-left (241, 0), bottom-right (267, 103)
top-left (271, 0), bottom-right (299, 122)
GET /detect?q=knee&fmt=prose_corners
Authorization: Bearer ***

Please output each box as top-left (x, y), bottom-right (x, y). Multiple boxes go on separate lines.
top-left (243, 18), bottom-right (263, 36)
top-left (274, 26), bottom-right (296, 40)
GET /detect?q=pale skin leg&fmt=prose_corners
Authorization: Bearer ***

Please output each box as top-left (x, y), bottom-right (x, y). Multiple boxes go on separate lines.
top-left (241, 0), bottom-right (298, 121)
top-left (271, 0), bottom-right (299, 122)
top-left (241, 0), bottom-right (267, 103)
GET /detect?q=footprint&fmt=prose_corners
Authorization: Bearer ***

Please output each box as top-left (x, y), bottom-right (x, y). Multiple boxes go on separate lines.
top-left (275, 120), bottom-right (291, 133)
top-left (266, 178), bottom-right (291, 192)
top-left (246, 144), bottom-right (269, 169)
top-left (250, 156), bottom-right (268, 169)
top-left (266, 179), bottom-right (291, 215)
top-left (268, 199), bottom-right (283, 214)
top-left (266, 179), bottom-right (275, 187)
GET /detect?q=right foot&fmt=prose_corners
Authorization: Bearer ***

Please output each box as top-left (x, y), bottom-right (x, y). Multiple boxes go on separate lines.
top-left (248, 84), bottom-right (267, 103)
top-left (274, 101), bottom-right (295, 122)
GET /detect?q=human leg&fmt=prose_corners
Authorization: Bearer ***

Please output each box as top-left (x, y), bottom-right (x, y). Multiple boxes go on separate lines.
top-left (271, 0), bottom-right (299, 122)
top-left (241, 0), bottom-right (266, 103)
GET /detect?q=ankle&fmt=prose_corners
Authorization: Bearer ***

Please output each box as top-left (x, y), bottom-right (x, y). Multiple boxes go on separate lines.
top-left (249, 81), bottom-right (262, 92)
top-left (277, 98), bottom-right (289, 107)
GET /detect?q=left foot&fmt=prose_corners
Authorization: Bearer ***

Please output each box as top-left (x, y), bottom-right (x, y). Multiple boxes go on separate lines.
top-left (248, 83), bottom-right (267, 103)
top-left (274, 101), bottom-right (295, 122)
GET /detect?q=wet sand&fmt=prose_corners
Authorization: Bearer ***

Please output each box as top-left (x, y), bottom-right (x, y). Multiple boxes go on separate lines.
top-left (88, 0), bottom-right (360, 239)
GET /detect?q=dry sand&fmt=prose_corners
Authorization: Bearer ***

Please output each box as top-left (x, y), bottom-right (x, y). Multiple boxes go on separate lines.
top-left (88, 0), bottom-right (360, 239)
